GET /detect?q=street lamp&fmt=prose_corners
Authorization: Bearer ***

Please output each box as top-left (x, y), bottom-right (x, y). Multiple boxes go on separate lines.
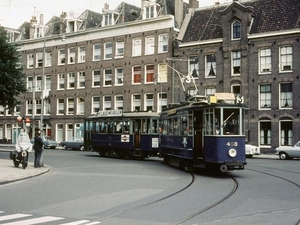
top-left (40, 21), bottom-right (66, 135)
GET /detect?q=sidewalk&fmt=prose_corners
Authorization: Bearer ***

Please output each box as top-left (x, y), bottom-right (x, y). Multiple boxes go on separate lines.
top-left (0, 146), bottom-right (50, 185)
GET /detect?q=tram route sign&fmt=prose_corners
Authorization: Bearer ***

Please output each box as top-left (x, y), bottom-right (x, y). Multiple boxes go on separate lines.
top-left (97, 110), bottom-right (123, 117)
top-left (121, 134), bottom-right (130, 142)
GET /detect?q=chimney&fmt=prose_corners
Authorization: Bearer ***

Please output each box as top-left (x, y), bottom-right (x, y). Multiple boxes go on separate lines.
top-left (189, 0), bottom-right (199, 8)
top-left (175, 0), bottom-right (183, 28)
top-left (40, 14), bottom-right (44, 25)
top-left (30, 16), bottom-right (37, 39)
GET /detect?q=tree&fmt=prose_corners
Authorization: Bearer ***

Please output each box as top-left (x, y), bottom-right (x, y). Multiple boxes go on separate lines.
top-left (0, 26), bottom-right (27, 112)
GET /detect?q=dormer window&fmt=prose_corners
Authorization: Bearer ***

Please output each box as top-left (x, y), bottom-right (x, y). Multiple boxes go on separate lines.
top-left (232, 21), bottom-right (241, 39)
top-left (146, 6), bottom-right (155, 18)
top-left (103, 13), bottom-right (113, 26)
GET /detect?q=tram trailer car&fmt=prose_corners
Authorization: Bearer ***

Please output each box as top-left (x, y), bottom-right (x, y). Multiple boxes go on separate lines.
top-left (84, 110), bottom-right (160, 158)
top-left (159, 94), bottom-right (247, 172)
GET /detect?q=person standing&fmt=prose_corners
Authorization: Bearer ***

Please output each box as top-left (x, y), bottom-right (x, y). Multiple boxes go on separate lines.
top-left (33, 130), bottom-right (44, 168)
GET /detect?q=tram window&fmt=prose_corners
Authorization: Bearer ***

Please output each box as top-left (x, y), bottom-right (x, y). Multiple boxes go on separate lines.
top-left (160, 119), bottom-right (167, 135)
top-left (173, 117), bottom-right (179, 135)
top-left (167, 118), bottom-right (173, 135)
top-left (100, 122), bottom-right (107, 133)
top-left (152, 119), bottom-right (158, 134)
top-left (223, 109), bottom-right (239, 135)
top-left (123, 121), bottom-right (130, 134)
top-left (188, 114), bottom-right (193, 135)
top-left (107, 122), bottom-right (113, 133)
top-left (114, 121), bottom-right (122, 133)
top-left (181, 116), bottom-right (188, 135)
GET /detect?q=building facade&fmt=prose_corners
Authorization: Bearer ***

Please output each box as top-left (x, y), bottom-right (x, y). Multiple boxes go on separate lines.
top-left (174, 0), bottom-right (300, 152)
top-left (1, 0), bottom-right (194, 143)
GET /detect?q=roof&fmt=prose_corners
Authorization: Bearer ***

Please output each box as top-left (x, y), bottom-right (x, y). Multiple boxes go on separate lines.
top-left (181, 0), bottom-right (300, 43)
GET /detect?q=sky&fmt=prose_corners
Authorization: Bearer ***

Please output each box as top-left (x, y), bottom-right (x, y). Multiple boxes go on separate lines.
top-left (0, 0), bottom-right (233, 29)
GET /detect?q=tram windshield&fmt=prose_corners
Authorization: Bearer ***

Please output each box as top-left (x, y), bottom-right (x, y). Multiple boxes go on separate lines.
top-left (204, 107), bottom-right (244, 136)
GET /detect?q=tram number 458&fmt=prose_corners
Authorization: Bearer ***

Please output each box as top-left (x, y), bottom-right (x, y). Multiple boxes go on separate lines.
top-left (226, 142), bottom-right (238, 147)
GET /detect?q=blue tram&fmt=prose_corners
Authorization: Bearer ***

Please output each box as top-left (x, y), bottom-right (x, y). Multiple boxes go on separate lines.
top-left (159, 93), bottom-right (247, 172)
top-left (84, 110), bottom-right (160, 158)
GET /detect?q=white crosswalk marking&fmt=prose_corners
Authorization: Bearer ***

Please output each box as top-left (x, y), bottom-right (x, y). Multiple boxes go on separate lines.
top-left (60, 220), bottom-right (101, 225)
top-left (0, 216), bottom-right (64, 225)
top-left (0, 214), bottom-right (31, 221)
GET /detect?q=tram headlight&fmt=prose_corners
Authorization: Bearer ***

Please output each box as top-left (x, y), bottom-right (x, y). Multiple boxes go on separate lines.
top-left (228, 148), bottom-right (237, 158)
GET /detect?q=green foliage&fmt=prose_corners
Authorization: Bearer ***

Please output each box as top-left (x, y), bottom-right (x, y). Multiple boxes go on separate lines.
top-left (0, 26), bottom-right (27, 111)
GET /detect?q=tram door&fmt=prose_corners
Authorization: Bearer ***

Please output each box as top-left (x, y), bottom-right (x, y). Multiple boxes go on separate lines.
top-left (133, 119), bottom-right (141, 149)
top-left (194, 111), bottom-right (203, 158)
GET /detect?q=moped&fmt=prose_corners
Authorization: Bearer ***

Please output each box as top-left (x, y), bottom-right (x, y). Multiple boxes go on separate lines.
top-left (10, 131), bottom-right (33, 169)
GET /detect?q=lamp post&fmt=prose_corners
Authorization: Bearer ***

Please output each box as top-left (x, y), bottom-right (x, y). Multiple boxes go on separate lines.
top-left (40, 21), bottom-right (66, 135)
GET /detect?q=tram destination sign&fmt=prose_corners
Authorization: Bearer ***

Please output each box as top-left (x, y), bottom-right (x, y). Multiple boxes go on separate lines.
top-left (97, 110), bottom-right (123, 117)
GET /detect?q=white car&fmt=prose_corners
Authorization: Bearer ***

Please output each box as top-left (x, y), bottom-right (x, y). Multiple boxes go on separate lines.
top-left (275, 141), bottom-right (300, 160)
top-left (245, 141), bottom-right (260, 158)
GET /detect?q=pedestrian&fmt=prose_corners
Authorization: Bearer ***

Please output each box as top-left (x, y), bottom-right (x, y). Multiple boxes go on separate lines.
top-left (33, 130), bottom-right (44, 168)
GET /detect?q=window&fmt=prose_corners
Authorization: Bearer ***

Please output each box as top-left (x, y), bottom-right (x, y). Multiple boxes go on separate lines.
top-left (145, 36), bottom-right (155, 55)
top-left (132, 94), bottom-right (141, 111)
top-left (0, 106), bottom-right (4, 116)
top-left (45, 75), bottom-right (51, 90)
top-left (206, 54), bottom-right (216, 77)
top-left (158, 34), bottom-right (168, 53)
top-left (280, 121), bottom-right (293, 146)
top-left (115, 95), bottom-right (123, 110)
top-left (92, 96), bottom-right (100, 114)
top-left (26, 100), bottom-right (33, 115)
top-left (232, 51), bottom-right (241, 75)
top-left (58, 73), bottom-right (65, 90)
top-left (56, 124), bottom-right (64, 143)
top-left (260, 84), bottom-right (271, 109)
top-left (205, 87), bottom-right (216, 97)
top-left (280, 83), bottom-right (292, 108)
top-left (145, 5), bottom-right (155, 18)
top-left (36, 75), bottom-right (42, 91)
top-left (232, 21), bottom-right (241, 39)
top-left (58, 49), bottom-right (65, 65)
top-left (57, 99), bottom-right (65, 114)
top-left (132, 38), bottom-right (142, 56)
top-left (93, 70), bottom-right (101, 87)
top-left (259, 121), bottom-right (271, 146)
top-left (103, 96), bottom-right (112, 110)
top-left (68, 47), bottom-right (75, 64)
top-left (77, 97), bottom-right (85, 115)
top-left (104, 69), bottom-right (112, 86)
top-left (145, 94), bottom-right (154, 111)
top-left (27, 77), bottom-right (33, 92)
top-left (145, 65), bottom-right (154, 83)
top-left (158, 63), bottom-right (167, 82)
top-left (133, 66), bottom-right (142, 84)
top-left (115, 41), bottom-right (124, 58)
top-left (189, 56), bottom-right (199, 78)
top-left (93, 44), bottom-right (101, 61)
top-left (280, 46), bottom-right (293, 71)
top-left (231, 84), bottom-right (241, 97)
top-left (44, 99), bottom-right (51, 114)
top-left (27, 53), bottom-right (34, 68)
top-left (67, 98), bottom-right (74, 115)
top-left (77, 71), bottom-right (85, 88)
top-left (259, 48), bottom-right (271, 73)
top-left (104, 42), bottom-right (113, 59)
top-left (158, 93), bottom-right (167, 112)
top-left (115, 68), bottom-right (124, 85)
top-left (66, 124), bottom-right (74, 141)
top-left (67, 72), bottom-right (75, 89)
top-left (45, 52), bottom-right (52, 67)
top-left (103, 13), bottom-right (113, 26)
top-left (78, 46), bottom-right (86, 63)
top-left (36, 52), bottom-right (43, 68)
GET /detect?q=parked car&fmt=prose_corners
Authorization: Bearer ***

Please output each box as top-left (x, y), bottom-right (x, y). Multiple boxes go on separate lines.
top-left (275, 141), bottom-right (300, 160)
top-left (60, 137), bottom-right (84, 151)
top-left (245, 141), bottom-right (260, 158)
top-left (31, 136), bottom-right (58, 149)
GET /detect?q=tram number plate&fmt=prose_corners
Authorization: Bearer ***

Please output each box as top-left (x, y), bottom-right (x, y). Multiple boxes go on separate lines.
top-left (152, 138), bottom-right (159, 148)
top-left (226, 141), bottom-right (238, 147)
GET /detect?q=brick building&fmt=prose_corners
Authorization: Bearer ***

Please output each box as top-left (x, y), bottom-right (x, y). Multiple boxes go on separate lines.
top-left (1, 0), bottom-right (195, 143)
top-left (173, 0), bottom-right (300, 152)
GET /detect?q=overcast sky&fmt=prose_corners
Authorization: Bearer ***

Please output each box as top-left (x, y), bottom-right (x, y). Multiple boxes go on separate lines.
top-left (0, 0), bottom-right (232, 29)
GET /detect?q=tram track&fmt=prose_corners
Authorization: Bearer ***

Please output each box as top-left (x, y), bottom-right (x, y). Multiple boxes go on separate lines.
top-left (97, 172), bottom-right (195, 221)
top-left (172, 174), bottom-right (239, 225)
